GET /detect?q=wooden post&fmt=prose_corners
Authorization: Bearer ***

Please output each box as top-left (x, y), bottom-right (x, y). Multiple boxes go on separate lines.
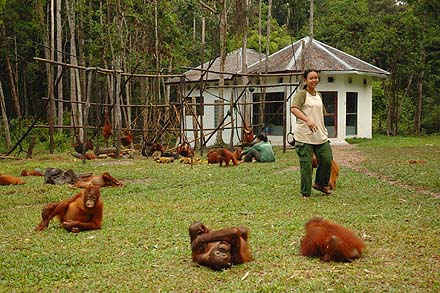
top-left (310, 0), bottom-right (314, 39)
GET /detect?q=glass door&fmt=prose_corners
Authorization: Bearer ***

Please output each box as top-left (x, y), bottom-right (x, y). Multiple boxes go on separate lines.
top-left (320, 91), bottom-right (337, 138)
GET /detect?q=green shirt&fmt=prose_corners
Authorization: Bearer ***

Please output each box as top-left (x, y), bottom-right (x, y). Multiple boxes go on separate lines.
top-left (243, 141), bottom-right (276, 162)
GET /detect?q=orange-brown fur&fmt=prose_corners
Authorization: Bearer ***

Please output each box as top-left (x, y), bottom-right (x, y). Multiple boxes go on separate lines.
top-left (207, 148), bottom-right (241, 166)
top-left (207, 150), bottom-right (220, 164)
top-left (0, 174), bottom-right (26, 185)
top-left (121, 131), bottom-right (133, 147)
top-left (312, 155), bottom-right (339, 190)
top-left (144, 142), bottom-right (165, 156)
top-left (300, 217), bottom-right (364, 262)
top-left (71, 152), bottom-right (97, 160)
top-left (74, 172), bottom-right (124, 188)
top-left (35, 186), bottom-right (103, 233)
top-left (21, 169), bottom-right (44, 176)
top-left (189, 222), bottom-right (252, 270)
top-left (177, 142), bottom-right (194, 158)
top-left (102, 111), bottom-right (113, 141)
top-left (243, 125), bottom-right (255, 144)
top-left (73, 137), bottom-right (94, 154)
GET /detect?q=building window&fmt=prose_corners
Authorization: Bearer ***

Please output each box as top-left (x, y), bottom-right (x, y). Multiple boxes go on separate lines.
top-left (346, 92), bottom-right (358, 135)
top-left (252, 92), bottom-right (284, 135)
top-left (214, 99), bottom-right (221, 127)
top-left (185, 96), bottom-right (204, 116)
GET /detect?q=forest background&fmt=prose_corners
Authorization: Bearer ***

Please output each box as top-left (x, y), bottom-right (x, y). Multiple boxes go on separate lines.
top-left (0, 0), bottom-right (439, 153)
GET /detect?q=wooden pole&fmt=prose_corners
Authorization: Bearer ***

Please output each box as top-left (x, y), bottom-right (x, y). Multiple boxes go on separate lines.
top-left (310, 0), bottom-right (314, 39)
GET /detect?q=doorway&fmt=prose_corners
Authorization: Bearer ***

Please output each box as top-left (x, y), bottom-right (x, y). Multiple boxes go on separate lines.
top-left (320, 91), bottom-right (337, 138)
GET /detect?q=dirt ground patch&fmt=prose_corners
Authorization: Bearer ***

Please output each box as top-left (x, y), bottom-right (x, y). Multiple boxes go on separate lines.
top-left (332, 145), bottom-right (366, 168)
top-left (332, 145), bottom-right (439, 198)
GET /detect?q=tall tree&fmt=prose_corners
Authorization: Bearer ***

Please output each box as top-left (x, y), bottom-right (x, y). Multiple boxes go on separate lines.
top-left (0, 0), bottom-right (8, 147)
top-left (409, 0), bottom-right (439, 135)
top-left (66, 0), bottom-right (83, 139)
top-left (48, 0), bottom-right (55, 152)
top-left (216, 0), bottom-right (227, 145)
top-left (0, 79), bottom-right (11, 149)
top-left (313, 0), bottom-right (427, 135)
top-left (200, 0), bottom-right (227, 145)
top-left (56, 0), bottom-right (64, 134)
top-left (239, 0), bottom-right (251, 128)
top-left (0, 13), bottom-right (21, 118)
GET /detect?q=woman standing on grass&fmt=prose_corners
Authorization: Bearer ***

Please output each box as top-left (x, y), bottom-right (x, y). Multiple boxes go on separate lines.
top-left (290, 69), bottom-right (333, 197)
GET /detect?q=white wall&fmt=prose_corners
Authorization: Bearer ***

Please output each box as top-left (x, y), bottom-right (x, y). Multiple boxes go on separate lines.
top-left (287, 73), bottom-right (373, 140)
top-left (180, 73), bottom-right (373, 147)
top-left (183, 84), bottom-right (241, 147)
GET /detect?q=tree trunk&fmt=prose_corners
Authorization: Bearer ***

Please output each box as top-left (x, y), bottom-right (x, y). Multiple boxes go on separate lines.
top-left (155, 0), bottom-right (161, 104)
top-left (414, 73), bottom-right (423, 135)
top-left (309, 0), bottom-right (314, 38)
top-left (258, 0), bottom-right (262, 66)
top-left (114, 65), bottom-right (123, 156)
top-left (0, 80), bottom-right (12, 149)
top-left (395, 75), bottom-right (413, 135)
top-left (46, 0), bottom-right (56, 153)
top-left (198, 16), bottom-right (206, 151)
top-left (0, 23), bottom-right (21, 117)
top-left (215, 0), bottom-right (226, 145)
top-left (5, 56), bottom-right (21, 117)
top-left (122, 25), bottom-right (131, 129)
top-left (385, 72), bottom-right (396, 136)
top-left (192, 96), bottom-right (199, 149)
top-left (26, 136), bottom-right (36, 159)
top-left (260, 0), bottom-right (272, 131)
top-left (56, 0), bottom-right (64, 134)
top-left (81, 70), bottom-right (93, 163)
top-left (78, 31), bottom-right (87, 140)
top-left (66, 0), bottom-right (83, 139)
top-left (241, 0), bottom-right (251, 130)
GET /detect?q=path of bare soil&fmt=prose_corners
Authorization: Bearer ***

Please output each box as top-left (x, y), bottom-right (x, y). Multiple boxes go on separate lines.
top-left (332, 145), bottom-right (439, 198)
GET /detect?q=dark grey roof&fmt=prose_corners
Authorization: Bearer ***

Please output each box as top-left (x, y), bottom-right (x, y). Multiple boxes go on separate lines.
top-left (169, 36), bottom-right (389, 84)
top-left (168, 48), bottom-right (265, 83)
top-left (247, 36), bottom-right (390, 77)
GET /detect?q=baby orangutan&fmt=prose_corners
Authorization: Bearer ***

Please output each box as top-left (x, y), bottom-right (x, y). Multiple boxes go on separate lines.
top-left (300, 217), bottom-right (365, 262)
top-left (21, 169), bottom-right (44, 176)
top-left (206, 148), bottom-right (241, 166)
top-left (73, 172), bottom-right (124, 188)
top-left (312, 155), bottom-right (339, 190)
top-left (0, 174), bottom-right (25, 185)
top-left (35, 186), bottom-right (103, 233)
top-left (189, 221), bottom-right (252, 270)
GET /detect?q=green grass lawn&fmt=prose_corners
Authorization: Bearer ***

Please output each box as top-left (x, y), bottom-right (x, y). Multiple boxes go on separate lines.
top-left (1, 135), bottom-right (439, 292)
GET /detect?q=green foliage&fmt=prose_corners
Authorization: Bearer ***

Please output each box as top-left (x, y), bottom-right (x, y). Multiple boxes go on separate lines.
top-left (228, 1), bottom-right (291, 55)
top-left (0, 118), bottom-right (73, 155)
top-left (421, 104), bottom-right (440, 134)
top-left (0, 137), bottom-right (439, 291)
top-left (315, 0), bottom-right (370, 56)
top-left (0, 0), bottom-right (5, 19)
top-left (372, 80), bottom-right (387, 134)
top-left (1, 0), bottom-right (439, 139)
top-left (271, 0), bottom-right (310, 39)
top-left (312, 0), bottom-right (439, 135)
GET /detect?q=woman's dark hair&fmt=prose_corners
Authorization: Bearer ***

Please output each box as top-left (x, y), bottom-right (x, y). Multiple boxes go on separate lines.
top-left (302, 69), bottom-right (319, 89)
top-left (257, 133), bottom-right (268, 142)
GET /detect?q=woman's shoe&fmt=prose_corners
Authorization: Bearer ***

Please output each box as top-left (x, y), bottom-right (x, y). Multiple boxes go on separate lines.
top-left (312, 184), bottom-right (332, 194)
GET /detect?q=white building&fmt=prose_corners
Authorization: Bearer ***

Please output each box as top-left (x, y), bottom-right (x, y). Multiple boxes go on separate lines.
top-left (167, 36), bottom-right (389, 147)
